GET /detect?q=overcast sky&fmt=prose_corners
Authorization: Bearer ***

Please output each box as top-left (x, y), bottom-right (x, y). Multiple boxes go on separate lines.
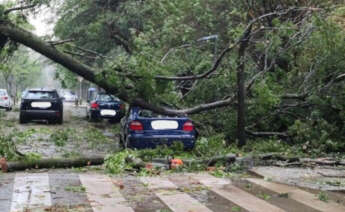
top-left (0, 0), bottom-right (62, 88)
top-left (1, 0), bottom-right (57, 36)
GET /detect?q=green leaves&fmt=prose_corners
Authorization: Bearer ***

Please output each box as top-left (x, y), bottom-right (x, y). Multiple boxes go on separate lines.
top-left (105, 150), bottom-right (137, 174)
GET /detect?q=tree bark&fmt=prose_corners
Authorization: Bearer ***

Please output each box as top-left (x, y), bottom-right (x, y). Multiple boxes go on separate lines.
top-left (236, 26), bottom-right (251, 147)
top-left (3, 156), bottom-right (104, 172)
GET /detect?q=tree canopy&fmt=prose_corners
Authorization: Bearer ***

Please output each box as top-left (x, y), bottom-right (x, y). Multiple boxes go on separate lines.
top-left (1, 0), bottom-right (345, 149)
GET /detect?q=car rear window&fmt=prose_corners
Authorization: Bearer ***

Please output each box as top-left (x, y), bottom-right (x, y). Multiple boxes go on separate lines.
top-left (138, 109), bottom-right (160, 118)
top-left (25, 91), bottom-right (58, 99)
top-left (138, 109), bottom-right (179, 118)
top-left (97, 94), bottom-right (119, 102)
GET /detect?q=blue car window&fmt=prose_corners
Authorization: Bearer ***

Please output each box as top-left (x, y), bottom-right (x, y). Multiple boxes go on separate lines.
top-left (137, 108), bottom-right (180, 118)
top-left (138, 109), bottom-right (159, 118)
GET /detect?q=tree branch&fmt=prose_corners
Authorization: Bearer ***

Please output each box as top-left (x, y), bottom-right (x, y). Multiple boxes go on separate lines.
top-left (281, 93), bottom-right (308, 100)
top-left (4, 4), bottom-right (37, 14)
top-left (0, 8), bottom-right (318, 115)
top-left (0, 21), bottom-right (238, 115)
top-left (152, 7), bottom-right (316, 81)
top-left (335, 73), bottom-right (345, 82)
top-left (155, 45), bottom-right (238, 81)
top-left (246, 130), bottom-right (289, 138)
top-left (48, 39), bottom-right (74, 46)
top-left (73, 45), bottom-right (110, 59)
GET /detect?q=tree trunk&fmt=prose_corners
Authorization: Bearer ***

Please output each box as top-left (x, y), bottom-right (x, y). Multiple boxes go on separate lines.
top-left (3, 156), bottom-right (104, 172)
top-left (236, 26), bottom-right (251, 147)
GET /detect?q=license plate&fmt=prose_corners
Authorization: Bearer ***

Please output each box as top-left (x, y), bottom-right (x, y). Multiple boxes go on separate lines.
top-left (151, 120), bottom-right (178, 130)
top-left (31, 102), bottom-right (51, 108)
top-left (100, 109), bottom-right (116, 116)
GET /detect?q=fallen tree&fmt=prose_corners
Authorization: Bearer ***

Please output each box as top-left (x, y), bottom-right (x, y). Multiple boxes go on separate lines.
top-left (1, 156), bottom-right (104, 172)
top-left (3, 151), bottom-right (344, 173)
top-left (0, 8), bottom-right (315, 116)
top-left (0, 20), bottom-right (238, 116)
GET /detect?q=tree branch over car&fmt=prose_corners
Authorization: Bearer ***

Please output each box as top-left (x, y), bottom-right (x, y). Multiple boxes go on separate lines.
top-left (0, 1), bottom-right (339, 147)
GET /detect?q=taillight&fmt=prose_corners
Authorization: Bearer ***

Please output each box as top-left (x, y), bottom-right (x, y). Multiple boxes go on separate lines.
top-left (129, 121), bottom-right (143, 131)
top-left (3, 96), bottom-right (8, 100)
top-left (91, 102), bottom-right (99, 109)
top-left (183, 121), bottom-right (194, 131)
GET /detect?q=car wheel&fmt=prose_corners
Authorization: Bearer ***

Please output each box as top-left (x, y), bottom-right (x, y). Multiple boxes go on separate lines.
top-left (5, 107), bottom-right (10, 111)
top-left (88, 112), bottom-right (99, 122)
top-left (86, 110), bottom-right (90, 119)
top-left (19, 114), bottom-right (28, 124)
top-left (57, 112), bottom-right (63, 125)
top-left (57, 117), bottom-right (63, 125)
top-left (109, 118), bottom-right (120, 124)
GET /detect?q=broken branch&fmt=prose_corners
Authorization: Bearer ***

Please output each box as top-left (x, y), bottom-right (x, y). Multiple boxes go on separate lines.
top-left (4, 4), bottom-right (37, 14)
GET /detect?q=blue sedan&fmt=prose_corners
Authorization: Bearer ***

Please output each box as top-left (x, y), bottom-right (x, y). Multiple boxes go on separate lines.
top-left (121, 106), bottom-right (197, 150)
top-left (86, 93), bottom-right (125, 123)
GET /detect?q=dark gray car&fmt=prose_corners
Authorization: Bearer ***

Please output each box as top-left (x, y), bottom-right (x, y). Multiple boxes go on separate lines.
top-left (20, 88), bottom-right (64, 124)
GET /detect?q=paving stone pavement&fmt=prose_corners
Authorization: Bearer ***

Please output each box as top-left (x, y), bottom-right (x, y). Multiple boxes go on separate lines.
top-left (1, 172), bottom-right (345, 212)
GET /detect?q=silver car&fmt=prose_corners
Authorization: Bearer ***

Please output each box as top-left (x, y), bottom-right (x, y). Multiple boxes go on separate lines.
top-left (0, 89), bottom-right (13, 111)
top-left (62, 90), bottom-right (78, 102)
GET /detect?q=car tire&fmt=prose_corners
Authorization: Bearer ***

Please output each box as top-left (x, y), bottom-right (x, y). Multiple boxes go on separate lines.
top-left (109, 118), bottom-right (120, 124)
top-left (19, 114), bottom-right (28, 124)
top-left (86, 110), bottom-right (90, 119)
top-left (56, 117), bottom-right (63, 125)
top-left (88, 112), bottom-right (99, 122)
top-left (88, 116), bottom-right (96, 122)
top-left (5, 107), bottom-right (11, 111)
top-left (57, 112), bottom-right (63, 125)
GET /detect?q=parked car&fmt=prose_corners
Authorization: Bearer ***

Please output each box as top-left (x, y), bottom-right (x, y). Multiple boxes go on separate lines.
top-left (62, 90), bottom-right (78, 102)
top-left (86, 93), bottom-right (125, 122)
top-left (20, 88), bottom-right (64, 124)
top-left (0, 89), bottom-right (13, 111)
top-left (120, 106), bottom-right (197, 150)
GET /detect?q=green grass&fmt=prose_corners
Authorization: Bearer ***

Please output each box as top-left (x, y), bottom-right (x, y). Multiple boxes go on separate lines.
top-left (65, 186), bottom-right (86, 193)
